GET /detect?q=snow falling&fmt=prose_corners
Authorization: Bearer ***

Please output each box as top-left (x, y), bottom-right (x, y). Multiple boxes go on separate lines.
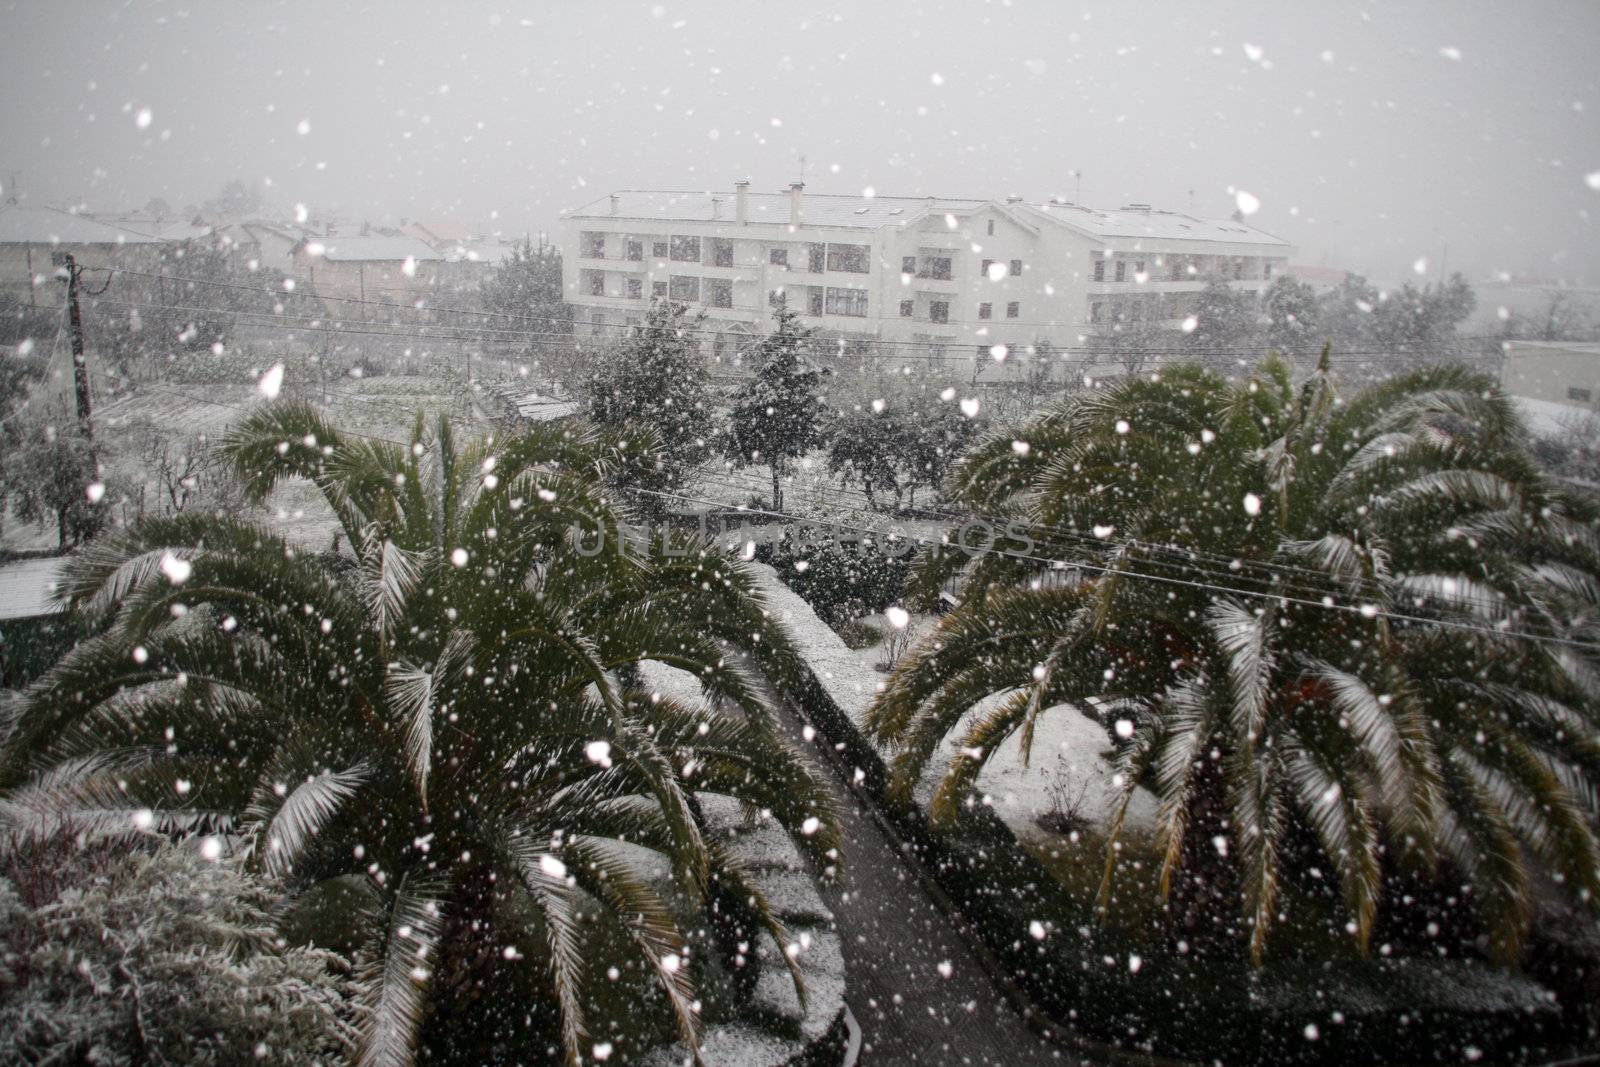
top-left (0, 5), bottom-right (1597, 1066)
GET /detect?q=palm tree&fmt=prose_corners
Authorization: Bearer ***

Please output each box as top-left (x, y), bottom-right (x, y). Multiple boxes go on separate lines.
top-left (868, 352), bottom-right (1600, 966)
top-left (0, 402), bottom-right (842, 1065)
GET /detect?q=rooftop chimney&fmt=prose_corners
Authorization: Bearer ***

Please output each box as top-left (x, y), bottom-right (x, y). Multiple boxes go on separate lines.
top-left (789, 181), bottom-right (805, 226)
top-left (734, 179), bottom-right (750, 224)
top-left (609, 194), bottom-right (620, 216)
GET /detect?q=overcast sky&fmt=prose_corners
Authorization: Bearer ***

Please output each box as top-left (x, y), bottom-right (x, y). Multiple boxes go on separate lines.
top-left (2, 0), bottom-right (1597, 285)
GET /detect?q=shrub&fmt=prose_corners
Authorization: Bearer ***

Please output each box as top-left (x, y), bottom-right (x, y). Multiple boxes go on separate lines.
top-left (0, 835), bottom-right (361, 1065)
top-left (760, 534), bottom-right (910, 629)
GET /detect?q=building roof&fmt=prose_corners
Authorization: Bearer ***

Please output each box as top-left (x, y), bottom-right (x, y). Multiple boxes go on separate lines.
top-left (569, 189), bottom-right (1289, 248)
top-left (297, 236), bottom-right (444, 262)
top-left (568, 190), bottom-right (989, 229)
top-left (1512, 396), bottom-right (1599, 437)
top-left (0, 203), bottom-right (206, 246)
top-left (401, 221), bottom-right (475, 246)
top-left (1505, 341), bottom-right (1600, 355)
top-left (1018, 201), bottom-right (1290, 247)
top-left (0, 557), bottom-right (65, 621)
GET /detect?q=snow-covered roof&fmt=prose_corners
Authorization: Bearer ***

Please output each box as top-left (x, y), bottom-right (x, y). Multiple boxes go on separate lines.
top-left (297, 236), bottom-right (444, 262)
top-left (568, 190), bottom-right (989, 229)
top-left (513, 392), bottom-right (580, 420)
top-left (0, 557), bottom-right (65, 621)
top-left (1512, 396), bottom-right (1599, 436)
top-left (1506, 341), bottom-right (1600, 356)
top-left (0, 204), bottom-right (206, 246)
top-left (1018, 201), bottom-right (1290, 247)
top-left (402, 221), bottom-right (474, 245)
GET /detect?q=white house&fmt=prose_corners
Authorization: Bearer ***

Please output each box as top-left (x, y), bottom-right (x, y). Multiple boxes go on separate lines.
top-left (1500, 340), bottom-right (1600, 434)
top-left (560, 183), bottom-right (1291, 364)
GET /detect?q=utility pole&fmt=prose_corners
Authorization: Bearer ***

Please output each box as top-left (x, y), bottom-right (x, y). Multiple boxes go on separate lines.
top-left (53, 252), bottom-right (109, 435)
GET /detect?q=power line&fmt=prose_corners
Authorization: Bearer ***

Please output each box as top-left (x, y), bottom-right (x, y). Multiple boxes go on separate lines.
top-left (681, 471), bottom-right (1532, 621)
top-left (625, 483), bottom-right (1600, 654)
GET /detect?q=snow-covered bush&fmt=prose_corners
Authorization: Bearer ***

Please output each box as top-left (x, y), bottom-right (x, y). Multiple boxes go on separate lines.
top-left (0, 835), bottom-right (361, 1065)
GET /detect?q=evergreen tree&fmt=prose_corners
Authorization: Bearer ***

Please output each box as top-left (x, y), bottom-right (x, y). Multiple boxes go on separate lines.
top-left (1183, 276), bottom-right (1261, 369)
top-left (0, 401), bottom-right (109, 548)
top-left (724, 298), bottom-right (828, 512)
top-left (479, 237), bottom-right (567, 333)
top-left (583, 298), bottom-right (714, 512)
top-left (1262, 275), bottom-right (1323, 358)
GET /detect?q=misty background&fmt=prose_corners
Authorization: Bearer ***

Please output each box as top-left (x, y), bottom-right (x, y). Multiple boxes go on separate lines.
top-left (1, 0), bottom-right (1597, 286)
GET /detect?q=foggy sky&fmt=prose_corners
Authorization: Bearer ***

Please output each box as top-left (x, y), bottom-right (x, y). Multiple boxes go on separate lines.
top-left (2, 0), bottom-right (1597, 285)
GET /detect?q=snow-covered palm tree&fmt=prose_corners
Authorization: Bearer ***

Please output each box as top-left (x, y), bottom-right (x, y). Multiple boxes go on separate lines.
top-left (869, 353), bottom-right (1600, 965)
top-left (0, 402), bottom-right (841, 1066)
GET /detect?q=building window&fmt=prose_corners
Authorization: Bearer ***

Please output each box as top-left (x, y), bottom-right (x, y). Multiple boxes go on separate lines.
top-left (769, 288), bottom-right (786, 307)
top-left (626, 239), bottom-right (644, 262)
top-left (770, 248), bottom-right (789, 267)
top-left (580, 232), bottom-right (607, 259)
top-left (981, 259), bottom-right (994, 277)
top-left (1170, 260), bottom-right (1183, 281)
top-left (987, 220), bottom-right (996, 236)
top-left (708, 238), bottom-right (733, 268)
top-left (808, 244), bottom-right (826, 273)
top-left (1264, 261), bottom-right (1274, 280)
top-left (652, 241), bottom-right (668, 258)
top-left (826, 243), bottom-right (870, 273)
top-left (652, 280), bottom-right (667, 298)
top-left (1006, 301), bottom-right (1019, 319)
top-left (977, 344), bottom-right (988, 358)
top-left (825, 286), bottom-right (868, 317)
top-left (1569, 387), bottom-right (1593, 403)
top-left (586, 270), bottom-right (605, 297)
top-left (1135, 261), bottom-right (1145, 276)
top-left (978, 302), bottom-right (992, 320)
top-left (902, 255), bottom-right (917, 275)
top-left (899, 299), bottom-right (914, 318)
top-left (670, 235), bottom-right (701, 262)
top-left (1233, 259), bottom-right (1245, 280)
top-left (930, 301), bottom-right (949, 324)
top-left (705, 277), bottom-right (733, 308)
top-left (919, 255), bottom-right (952, 280)
top-left (1010, 259), bottom-right (1022, 278)
top-left (1091, 302), bottom-right (1103, 323)
top-left (1093, 259), bottom-right (1105, 282)
top-left (808, 290), bottom-right (824, 316)
top-left (1115, 260), bottom-right (1126, 282)
top-left (669, 275), bottom-right (700, 302)
top-left (626, 277), bottom-right (643, 299)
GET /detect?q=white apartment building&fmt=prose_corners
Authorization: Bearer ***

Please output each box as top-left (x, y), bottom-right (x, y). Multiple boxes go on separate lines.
top-left (561, 182), bottom-right (1291, 363)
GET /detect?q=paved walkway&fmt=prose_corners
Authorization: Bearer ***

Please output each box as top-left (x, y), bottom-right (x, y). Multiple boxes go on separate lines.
top-left (772, 705), bottom-right (1078, 1065)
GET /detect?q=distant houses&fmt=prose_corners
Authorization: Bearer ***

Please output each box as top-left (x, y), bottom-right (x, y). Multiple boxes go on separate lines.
top-left (289, 234), bottom-right (447, 306)
top-left (0, 202), bottom-right (210, 310)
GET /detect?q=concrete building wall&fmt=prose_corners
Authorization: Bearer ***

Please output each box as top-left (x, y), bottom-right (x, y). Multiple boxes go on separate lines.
top-left (560, 192), bottom-right (1291, 366)
top-left (1502, 341), bottom-right (1600, 407)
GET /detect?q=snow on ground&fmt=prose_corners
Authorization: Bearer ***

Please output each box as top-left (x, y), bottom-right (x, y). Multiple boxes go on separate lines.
top-left (639, 792), bottom-right (846, 1067)
top-left (740, 562), bottom-right (1157, 846)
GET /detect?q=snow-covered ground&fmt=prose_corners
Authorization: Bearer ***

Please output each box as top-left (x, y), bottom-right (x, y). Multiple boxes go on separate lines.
top-left (658, 561), bottom-right (1157, 848)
